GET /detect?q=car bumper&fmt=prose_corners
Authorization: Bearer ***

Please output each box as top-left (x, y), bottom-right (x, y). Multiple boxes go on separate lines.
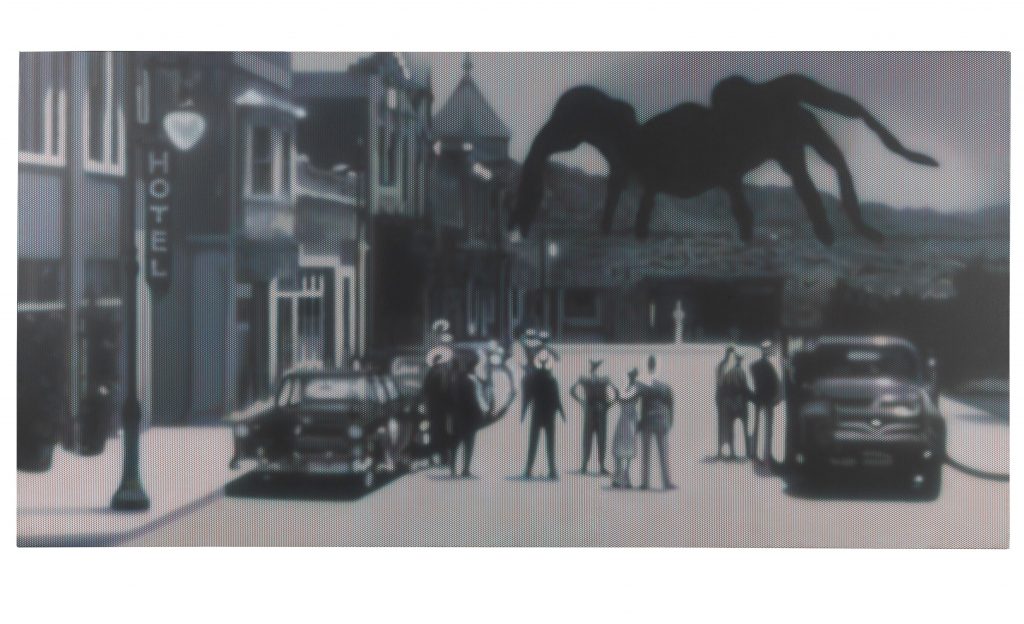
top-left (795, 437), bottom-right (940, 471)
top-left (232, 454), bottom-right (375, 475)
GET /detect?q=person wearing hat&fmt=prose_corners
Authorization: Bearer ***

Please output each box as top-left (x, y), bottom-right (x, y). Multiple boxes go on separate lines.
top-left (520, 346), bottom-right (565, 480)
top-left (570, 358), bottom-right (616, 475)
top-left (423, 328), bottom-right (457, 466)
top-left (749, 340), bottom-right (780, 464)
top-left (718, 352), bottom-right (754, 459)
top-left (638, 355), bottom-right (675, 490)
top-left (611, 367), bottom-right (642, 488)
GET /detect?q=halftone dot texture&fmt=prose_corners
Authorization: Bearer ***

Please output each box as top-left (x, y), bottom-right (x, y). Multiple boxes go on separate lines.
top-left (18, 52), bottom-right (1007, 547)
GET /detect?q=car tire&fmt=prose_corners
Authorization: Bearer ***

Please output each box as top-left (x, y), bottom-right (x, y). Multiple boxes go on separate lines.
top-left (915, 464), bottom-right (942, 501)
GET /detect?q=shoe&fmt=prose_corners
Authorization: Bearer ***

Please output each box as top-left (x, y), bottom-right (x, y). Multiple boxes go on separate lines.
top-left (522, 471), bottom-right (532, 480)
top-left (462, 471), bottom-right (474, 479)
top-left (663, 483), bottom-right (677, 491)
top-left (599, 468), bottom-right (610, 476)
top-left (548, 473), bottom-right (558, 481)
top-left (639, 484), bottom-right (650, 490)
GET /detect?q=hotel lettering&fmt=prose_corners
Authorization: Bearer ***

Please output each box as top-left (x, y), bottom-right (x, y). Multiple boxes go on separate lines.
top-left (144, 145), bottom-right (174, 296)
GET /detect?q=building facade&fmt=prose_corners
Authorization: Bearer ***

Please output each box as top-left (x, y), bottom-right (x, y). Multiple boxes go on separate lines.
top-left (295, 52), bottom-right (433, 351)
top-left (427, 54), bottom-right (515, 343)
top-left (136, 52), bottom-right (305, 424)
top-left (19, 52), bottom-right (129, 449)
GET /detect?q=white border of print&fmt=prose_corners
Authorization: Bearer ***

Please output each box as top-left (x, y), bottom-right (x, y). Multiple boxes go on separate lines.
top-left (2, 2), bottom-right (1020, 624)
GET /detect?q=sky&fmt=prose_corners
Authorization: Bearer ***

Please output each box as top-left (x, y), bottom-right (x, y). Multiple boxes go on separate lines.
top-left (294, 52), bottom-right (1009, 212)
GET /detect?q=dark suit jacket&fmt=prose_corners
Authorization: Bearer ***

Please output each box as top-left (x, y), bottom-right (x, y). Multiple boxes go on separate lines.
top-left (750, 358), bottom-right (780, 406)
top-left (523, 368), bottom-right (563, 425)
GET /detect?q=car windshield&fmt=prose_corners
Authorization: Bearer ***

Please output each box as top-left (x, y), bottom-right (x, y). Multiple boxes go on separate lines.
top-left (301, 377), bottom-right (371, 402)
top-left (796, 346), bottom-right (921, 382)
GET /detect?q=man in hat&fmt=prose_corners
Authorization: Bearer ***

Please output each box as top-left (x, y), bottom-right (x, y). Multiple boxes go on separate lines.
top-left (423, 321), bottom-right (457, 466)
top-left (749, 340), bottom-right (780, 464)
top-left (638, 355), bottom-right (676, 490)
top-left (718, 353), bottom-right (754, 459)
top-left (570, 358), bottom-right (615, 475)
top-left (521, 346), bottom-right (565, 480)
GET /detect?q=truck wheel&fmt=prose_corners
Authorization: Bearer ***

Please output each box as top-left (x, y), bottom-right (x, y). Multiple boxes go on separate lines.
top-left (914, 464), bottom-right (942, 501)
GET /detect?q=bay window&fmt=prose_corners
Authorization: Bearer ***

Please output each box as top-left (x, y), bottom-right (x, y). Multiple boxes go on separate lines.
top-left (246, 123), bottom-right (294, 199)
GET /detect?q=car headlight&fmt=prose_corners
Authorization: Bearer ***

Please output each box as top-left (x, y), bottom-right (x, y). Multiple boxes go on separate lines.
top-left (879, 395), bottom-right (921, 418)
top-left (419, 420), bottom-right (430, 432)
top-left (234, 424), bottom-right (250, 438)
top-left (348, 424), bottom-right (364, 439)
top-left (417, 403), bottom-right (427, 415)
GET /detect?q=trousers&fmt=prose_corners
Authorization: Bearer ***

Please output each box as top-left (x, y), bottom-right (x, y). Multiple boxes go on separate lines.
top-left (525, 419), bottom-right (557, 477)
top-left (640, 428), bottom-right (672, 488)
top-left (750, 403), bottom-right (774, 462)
top-left (580, 407), bottom-right (608, 472)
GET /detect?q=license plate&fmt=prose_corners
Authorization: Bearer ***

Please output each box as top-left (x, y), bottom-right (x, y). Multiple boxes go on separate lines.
top-left (862, 451), bottom-right (893, 467)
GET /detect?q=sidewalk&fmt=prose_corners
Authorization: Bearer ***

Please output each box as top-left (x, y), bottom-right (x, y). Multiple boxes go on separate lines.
top-left (17, 426), bottom-right (235, 547)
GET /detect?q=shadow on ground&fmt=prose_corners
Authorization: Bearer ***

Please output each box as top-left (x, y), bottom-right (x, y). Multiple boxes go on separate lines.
top-left (782, 475), bottom-right (940, 502)
top-left (948, 392), bottom-right (1009, 422)
top-left (224, 470), bottom-right (406, 502)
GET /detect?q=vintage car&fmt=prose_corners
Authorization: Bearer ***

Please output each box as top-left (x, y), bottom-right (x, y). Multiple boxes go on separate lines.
top-left (785, 336), bottom-right (947, 498)
top-left (228, 368), bottom-right (422, 488)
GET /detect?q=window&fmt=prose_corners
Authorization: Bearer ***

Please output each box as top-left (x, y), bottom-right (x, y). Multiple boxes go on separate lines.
top-left (377, 126), bottom-right (389, 186)
top-left (247, 125), bottom-right (293, 198)
top-left (19, 53), bottom-right (66, 166)
top-left (83, 52), bottom-right (125, 175)
top-left (85, 258), bottom-right (122, 299)
top-left (18, 259), bottom-right (62, 303)
top-left (280, 132), bottom-right (292, 196)
top-left (251, 126), bottom-right (273, 194)
top-left (387, 131), bottom-right (398, 187)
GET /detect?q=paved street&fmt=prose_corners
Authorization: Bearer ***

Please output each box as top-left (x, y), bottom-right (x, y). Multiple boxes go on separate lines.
top-left (123, 344), bottom-right (1008, 547)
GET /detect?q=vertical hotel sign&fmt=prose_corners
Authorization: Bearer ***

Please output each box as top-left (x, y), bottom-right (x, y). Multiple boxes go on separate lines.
top-left (143, 142), bottom-right (174, 297)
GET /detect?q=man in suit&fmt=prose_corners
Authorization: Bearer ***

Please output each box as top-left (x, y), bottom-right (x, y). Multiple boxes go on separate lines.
top-left (638, 355), bottom-right (676, 490)
top-left (570, 359), bottom-right (614, 475)
top-left (521, 347), bottom-right (565, 480)
top-left (718, 355), bottom-right (754, 459)
top-left (749, 340), bottom-right (781, 464)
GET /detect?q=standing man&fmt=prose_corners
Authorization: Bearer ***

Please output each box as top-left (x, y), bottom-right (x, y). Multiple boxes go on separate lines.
top-left (570, 359), bottom-right (615, 475)
top-left (423, 319), bottom-right (456, 467)
top-left (718, 354), bottom-right (754, 459)
top-left (749, 340), bottom-right (781, 465)
top-left (521, 347), bottom-right (565, 480)
top-left (449, 356), bottom-right (483, 478)
top-left (638, 355), bottom-right (676, 490)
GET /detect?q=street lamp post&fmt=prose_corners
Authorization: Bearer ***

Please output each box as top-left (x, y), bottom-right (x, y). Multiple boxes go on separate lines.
top-left (111, 53), bottom-right (205, 511)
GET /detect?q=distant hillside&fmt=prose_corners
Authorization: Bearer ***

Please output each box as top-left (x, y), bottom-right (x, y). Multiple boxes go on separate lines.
top-left (504, 161), bottom-right (1008, 327)
top-left (508, 160), bottom-right (1009, 243)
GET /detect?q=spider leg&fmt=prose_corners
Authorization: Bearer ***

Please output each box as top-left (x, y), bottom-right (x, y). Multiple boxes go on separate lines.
top-left (803, 120), bottom-right (885, 243)
top-left (601, 164), bottom-right (629, 234)
top-left (778, 149), bottom-right (835, 246)
top-left (725, 183), bottom-right (754, 244)
top-left (634, 187), bottom-right (656, 240)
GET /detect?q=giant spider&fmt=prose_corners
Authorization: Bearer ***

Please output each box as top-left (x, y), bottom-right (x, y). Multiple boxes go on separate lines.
top-left (510, 74), bottom-right (939, 245)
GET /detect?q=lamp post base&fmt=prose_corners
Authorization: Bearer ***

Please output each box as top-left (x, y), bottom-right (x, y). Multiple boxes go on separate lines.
top-left (111, 479), bottom-right (150, 512)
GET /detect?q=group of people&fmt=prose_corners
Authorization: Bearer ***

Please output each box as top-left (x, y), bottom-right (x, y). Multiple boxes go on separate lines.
top-left (419, 319), bottom-right (779, 488)
top-left (564, 354), bottom-right (676, 490)
top-left (715, 341), bottom-right (781, 464)
top-left (420, 324), bottom-right (676, 491)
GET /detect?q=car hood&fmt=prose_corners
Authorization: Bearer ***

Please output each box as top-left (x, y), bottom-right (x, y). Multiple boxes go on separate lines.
top-left (809, 377), bottom-right (922, 402)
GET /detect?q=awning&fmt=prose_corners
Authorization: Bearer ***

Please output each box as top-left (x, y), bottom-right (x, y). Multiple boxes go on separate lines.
top-left (234, 88), bottom-right (306, 119)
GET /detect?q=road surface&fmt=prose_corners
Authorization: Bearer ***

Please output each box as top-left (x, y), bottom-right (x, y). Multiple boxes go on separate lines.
top-left (123, 343), bottom-right (1008, 547)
